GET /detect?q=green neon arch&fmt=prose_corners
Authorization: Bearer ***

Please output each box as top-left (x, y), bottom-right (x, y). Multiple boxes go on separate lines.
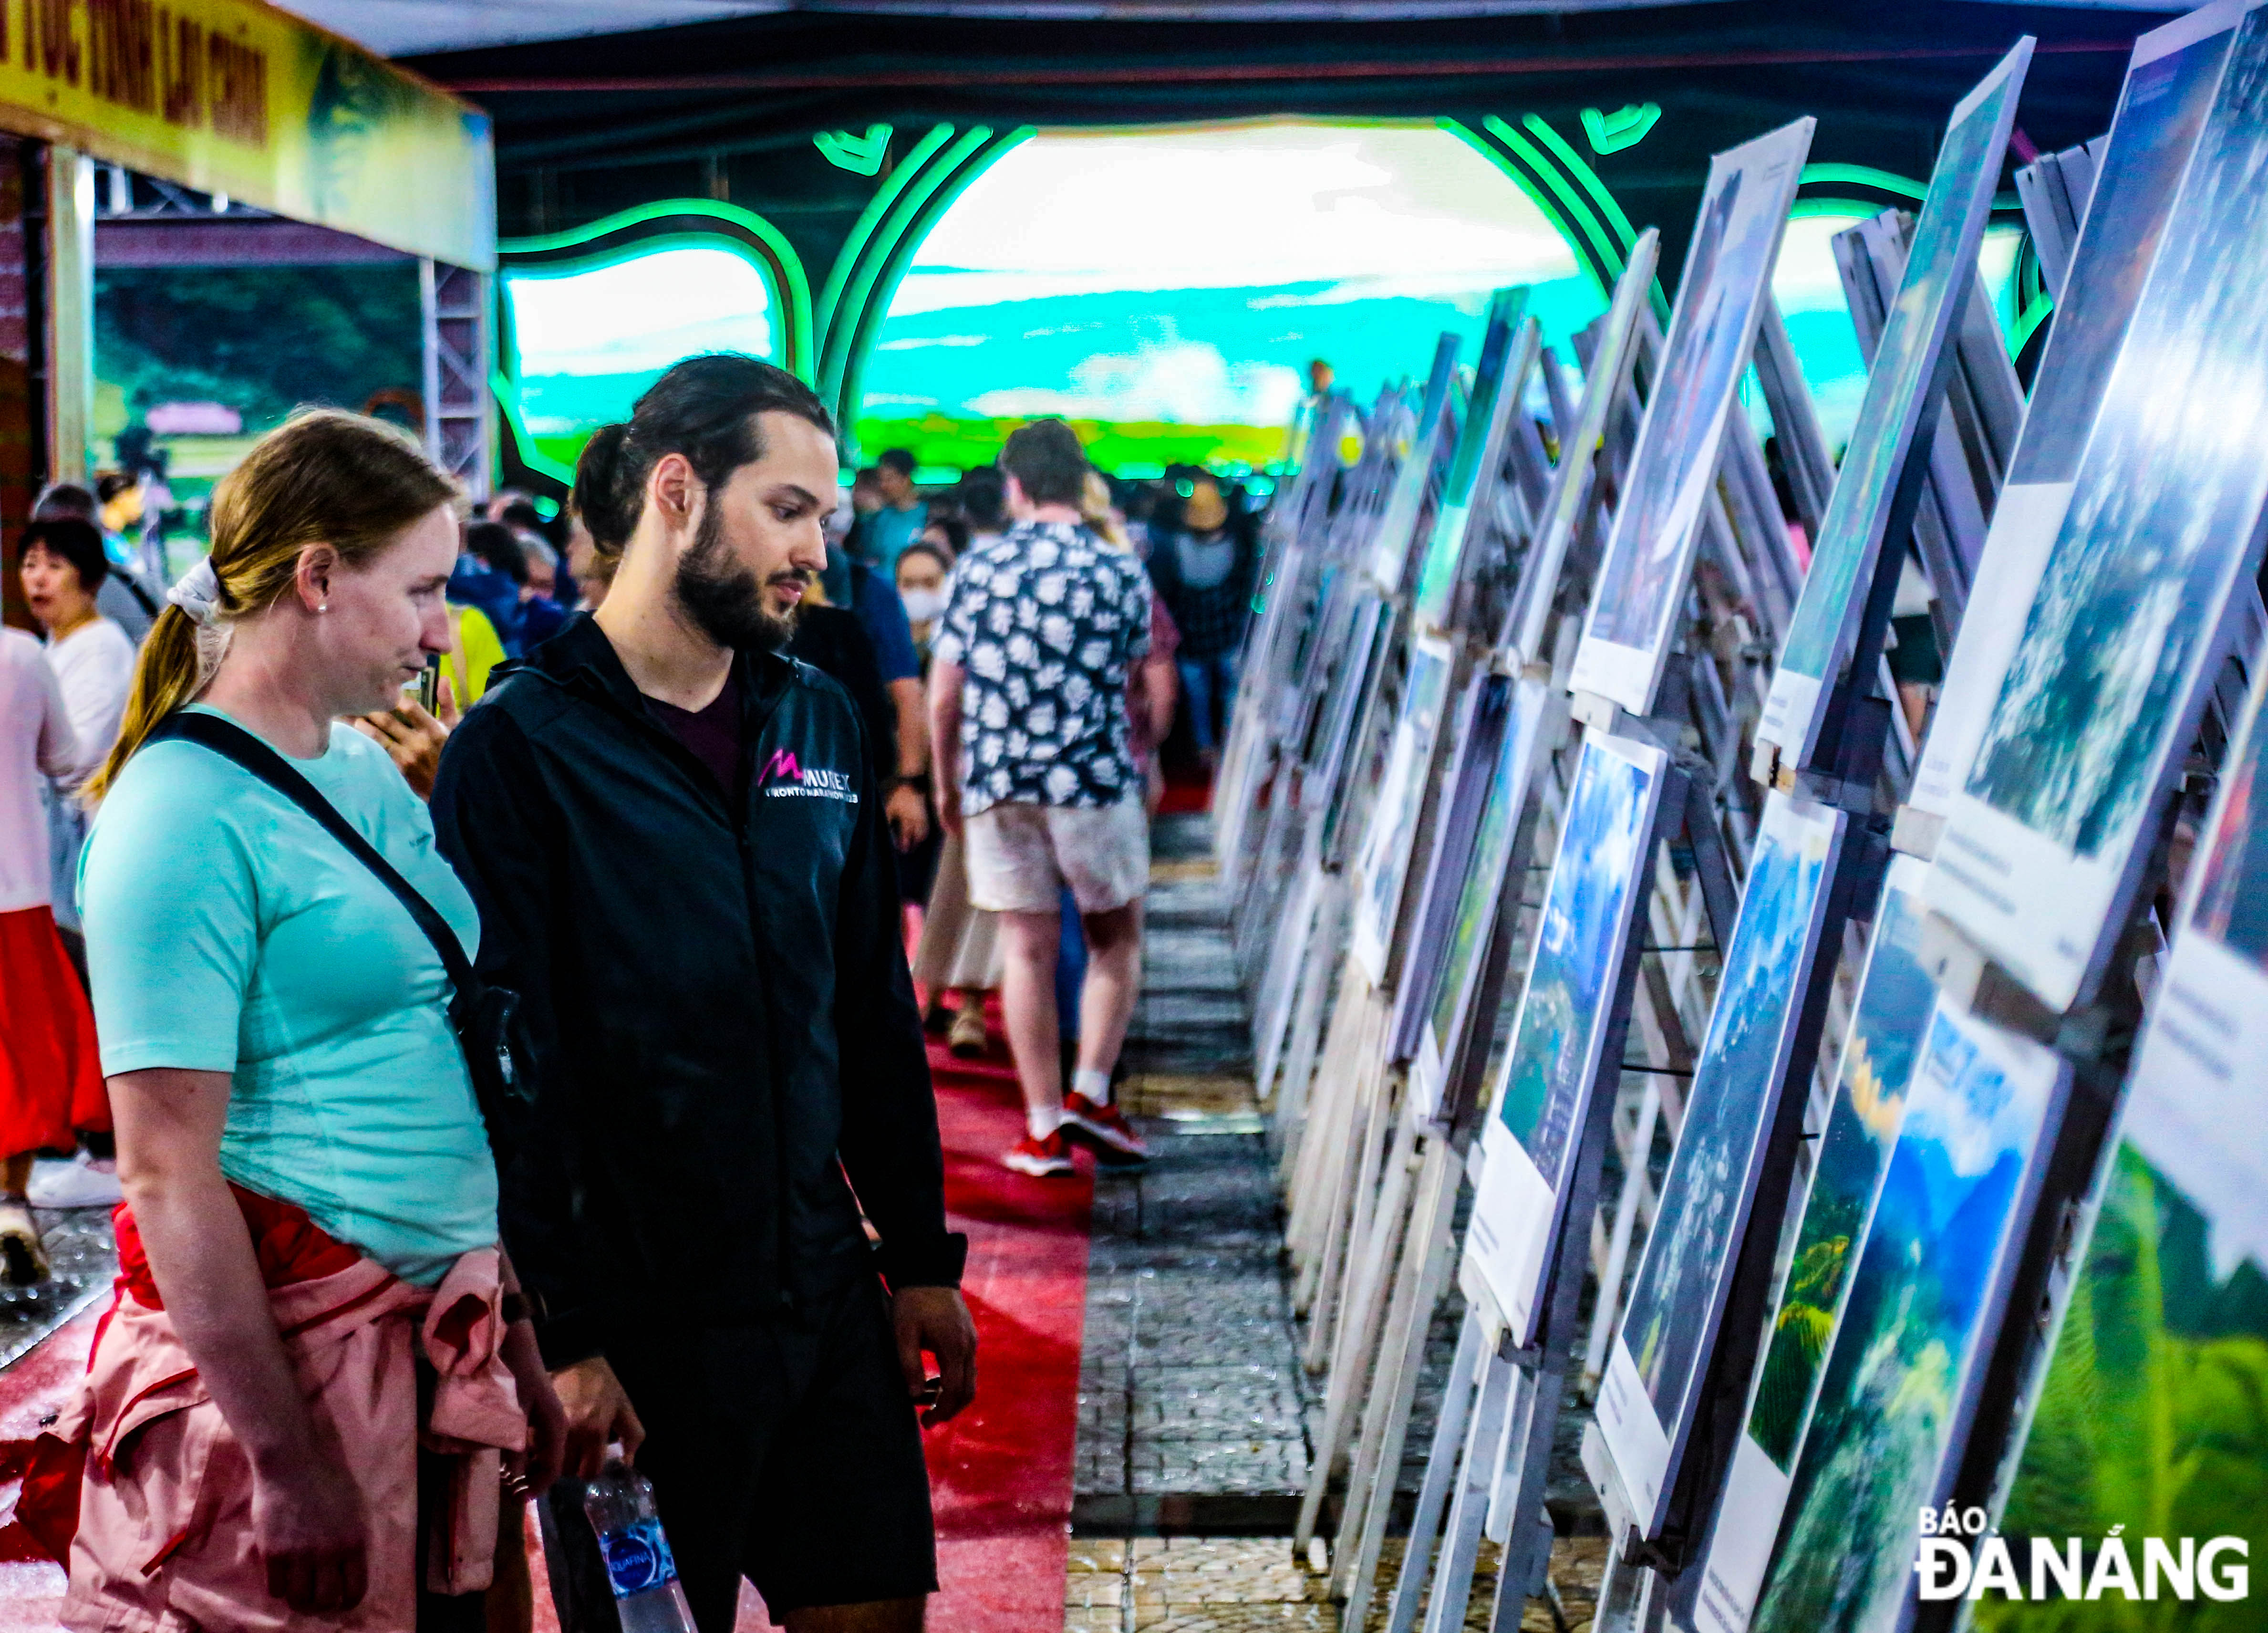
top-left (1441, 115), bottom-right (1667, 322)
top-left (816, 124), bottom-right (1036, 436)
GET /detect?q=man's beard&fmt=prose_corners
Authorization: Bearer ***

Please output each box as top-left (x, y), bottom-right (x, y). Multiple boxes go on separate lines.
top-left (674, 506), bottom-right (798, 652)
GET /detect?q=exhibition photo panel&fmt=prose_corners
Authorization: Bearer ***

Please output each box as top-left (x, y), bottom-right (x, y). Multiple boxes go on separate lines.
top-left (1505, 233), bottom-right (1660, 667)
top-left (1350, 634), bottom-right (1457, 981)
top-left (1596, 788), bottom-right (1845, 1532)
top-left (1367, 333), bottom-right (1463, 595)
top-left (1749, 1004), bottom-right (2069, 1633)
top-left (1466, 730), bottom-right (1671, 1350)
top-left (1908, 2), bottom-right (2237, 825)
top-left (1412, 288), bottom-right (1534, 634)
top-left (1569, 118), bottom-right (1813, 716)
top-left (1692, 860), bottom-right (1940, 1633)
top-left (1409, 678), bottom-right (1557, 1119)
top-left (1391, 672), bottom-right (1516, 1070)
top-left (1758, 41), bottom-right (2034, 771)
top-left (1932, 3), bottom-right (2268, 1012)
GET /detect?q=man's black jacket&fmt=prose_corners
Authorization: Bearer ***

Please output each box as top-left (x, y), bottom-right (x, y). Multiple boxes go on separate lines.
top-left (430, 615), bottom-right (963, 1367)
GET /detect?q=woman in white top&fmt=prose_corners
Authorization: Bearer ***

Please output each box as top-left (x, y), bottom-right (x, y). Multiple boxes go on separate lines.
top-left (20, 517), bottom-right (134, 1211)
top-left (0, 624), bottom-right (104, 1279)
top-left (21, 518), bottom-right (136, 765)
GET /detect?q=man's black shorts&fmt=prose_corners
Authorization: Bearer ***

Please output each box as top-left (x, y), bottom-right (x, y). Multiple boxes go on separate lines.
top-left (539, 1276), bottom-right (937, 1630)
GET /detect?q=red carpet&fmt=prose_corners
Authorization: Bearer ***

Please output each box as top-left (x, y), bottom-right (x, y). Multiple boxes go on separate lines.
top-left (0, 1010), bottom-right (1092, 1633)
top-left (920, 1013), bottom-right (1094, 1633)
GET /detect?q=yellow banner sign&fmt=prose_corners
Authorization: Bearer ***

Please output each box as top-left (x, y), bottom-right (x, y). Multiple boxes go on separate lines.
top-left (0, 0), bottom-right (494, 267)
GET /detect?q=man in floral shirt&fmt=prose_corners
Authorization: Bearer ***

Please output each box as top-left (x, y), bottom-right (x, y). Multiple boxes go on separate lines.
top-left (929, 419), bottom-right (1156, 1175)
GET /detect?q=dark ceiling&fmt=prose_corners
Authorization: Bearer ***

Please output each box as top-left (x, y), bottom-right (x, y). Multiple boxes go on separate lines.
top-left (414, 2), bottom-right (2163, 291)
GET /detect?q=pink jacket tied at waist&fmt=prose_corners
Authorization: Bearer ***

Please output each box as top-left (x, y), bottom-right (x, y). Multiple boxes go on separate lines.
top-left (56, 1247), bottom-right (526, 1633)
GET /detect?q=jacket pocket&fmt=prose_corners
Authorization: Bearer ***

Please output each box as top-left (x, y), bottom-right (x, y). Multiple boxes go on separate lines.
top-left (92, 1375), bottom-right (223, 1576)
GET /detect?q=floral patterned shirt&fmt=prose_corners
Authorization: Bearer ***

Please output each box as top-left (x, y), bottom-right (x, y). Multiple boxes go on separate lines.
top-left (933, 519), bottom-right (1153, 813)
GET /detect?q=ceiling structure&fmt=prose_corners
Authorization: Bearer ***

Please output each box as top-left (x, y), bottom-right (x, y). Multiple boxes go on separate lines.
top-left (402, 1), bottom-right (2168, 280)
top-left (287, 0), bottom-right (2184, 58)
top-left (362, 0), bottom-right (2183, 476)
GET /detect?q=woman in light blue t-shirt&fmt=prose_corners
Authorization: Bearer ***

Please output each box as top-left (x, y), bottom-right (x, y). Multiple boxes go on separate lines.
top-left (72, 412), bottom-right (564, 1627)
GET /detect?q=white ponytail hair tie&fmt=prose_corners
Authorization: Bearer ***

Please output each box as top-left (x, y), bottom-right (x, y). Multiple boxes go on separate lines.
top-left (166, 558), bottom-right (222, 626)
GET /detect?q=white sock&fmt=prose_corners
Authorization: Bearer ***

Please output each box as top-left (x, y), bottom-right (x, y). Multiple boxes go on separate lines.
top-left (1027, 1102), bottom-right (1063, 1141)
top-left (1073, 1067), bottom-right (1113, 1107)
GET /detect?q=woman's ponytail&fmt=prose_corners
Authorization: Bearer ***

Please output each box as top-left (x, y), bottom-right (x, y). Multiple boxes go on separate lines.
top-left (81, 604), bottom-right (208, 801)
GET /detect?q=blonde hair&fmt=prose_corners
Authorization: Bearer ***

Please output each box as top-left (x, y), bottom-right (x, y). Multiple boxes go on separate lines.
top-left (1081, 471), bottom-right (1131, 552)
top-left (86, 409), bottom-right (457, 800)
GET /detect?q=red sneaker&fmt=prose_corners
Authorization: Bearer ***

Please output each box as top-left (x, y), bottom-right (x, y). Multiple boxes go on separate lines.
top-left (1062, 1092), bottom-right (1150, 1161)
top-left (1003, 1130), bottom-right (1076, 1177)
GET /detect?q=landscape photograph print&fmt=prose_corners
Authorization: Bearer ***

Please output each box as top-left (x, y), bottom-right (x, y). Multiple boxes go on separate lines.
top-left (2004, 22), bottom-right (2233, 489)
top-left (1743, 866), bottom-right (1939, 1473)
top-left (1976, 1142), bottom-right (2268, 1633)
top-left (1584, 120), bottom-right (1809, 667)
top-left (1771, 45), bottom-right (2027, 695)
top-left (1751, 1006), bottom-right (2063, 1633)
top-left (1415, 289), bottom-right (1528, 631)
top-left (1492, 735), bottom-right (1662, 1188)
top-left (1967, 15), bottom-right (2268, 865)
top-left (1352, 639), bottom-right (1454, 976)
top-left (1619, 792), bottom-right (1841, 1428)
top-left (1423, 682), bottom-right (1548, 1081)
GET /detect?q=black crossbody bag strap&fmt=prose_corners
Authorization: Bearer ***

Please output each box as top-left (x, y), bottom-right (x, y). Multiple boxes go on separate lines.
top-left (149, 711), bottom-right (480, 1004)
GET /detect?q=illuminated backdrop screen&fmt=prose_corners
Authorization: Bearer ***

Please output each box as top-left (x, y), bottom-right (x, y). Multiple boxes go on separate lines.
top-left (503, 244), bottom-right (778, 474)
top-left (490, 123), bottom-right (2039, 481)
top-left (858, 123), bottom-right (1610, 473)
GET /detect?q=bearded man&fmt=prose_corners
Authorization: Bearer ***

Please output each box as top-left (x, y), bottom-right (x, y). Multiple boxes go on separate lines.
top-left (432, 354), bottom-right (975, 1633)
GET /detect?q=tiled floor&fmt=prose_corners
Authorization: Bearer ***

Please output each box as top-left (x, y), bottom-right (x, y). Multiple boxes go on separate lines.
top-left (1063, 1534), bottom-right (1610, 1632)
top-left (1072, 818), bottom-right (1605, 1631)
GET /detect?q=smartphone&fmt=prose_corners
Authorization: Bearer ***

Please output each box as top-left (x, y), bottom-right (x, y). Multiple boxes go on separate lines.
top-left (414, 654), bottom-right (441, 715)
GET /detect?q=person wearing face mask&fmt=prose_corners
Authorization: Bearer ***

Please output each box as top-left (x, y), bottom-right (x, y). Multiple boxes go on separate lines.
top-left (430, 355), bottom-right (974, 1633)
top-left (894, 531), bottom-right (958, 666)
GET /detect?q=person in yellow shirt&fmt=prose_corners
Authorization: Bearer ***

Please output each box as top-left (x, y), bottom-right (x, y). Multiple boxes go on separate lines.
top-left (449, 599), bottom-right (507, 706)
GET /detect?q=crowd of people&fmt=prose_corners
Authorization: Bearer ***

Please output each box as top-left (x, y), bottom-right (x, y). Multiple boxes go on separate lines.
top-left (0, 351), bottom-right (1263, 1632)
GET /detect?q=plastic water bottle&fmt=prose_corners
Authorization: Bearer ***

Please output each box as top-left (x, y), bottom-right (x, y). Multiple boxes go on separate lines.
top-left (582, 1461), bottom-right (698, 1633)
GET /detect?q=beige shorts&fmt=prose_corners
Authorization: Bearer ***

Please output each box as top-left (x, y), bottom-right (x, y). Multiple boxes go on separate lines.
top-left (963, 799), bottom-right (1150, 915)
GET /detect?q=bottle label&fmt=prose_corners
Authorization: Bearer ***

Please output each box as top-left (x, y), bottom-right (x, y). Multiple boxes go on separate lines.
top-left (597, 1518), bottom-right (680, 1598)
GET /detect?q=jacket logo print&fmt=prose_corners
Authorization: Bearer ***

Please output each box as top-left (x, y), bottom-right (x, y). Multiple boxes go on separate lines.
top-left (761, 748), bottom-right (858, 804)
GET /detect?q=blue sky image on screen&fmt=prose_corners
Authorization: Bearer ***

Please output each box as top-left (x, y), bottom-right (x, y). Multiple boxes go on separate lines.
top-left (504, 246), bottom-right (777, 461)
top-left (860, 124), bottom-right (1606, 472)
top-left (1753, 1009), bottom-right (2056, 1633)
top-left (1969, 16), bottom-right (2268, 862)
top-left (1495, 740), bottom-right (1656, 1195)
top-left (1620, 798), bottom-right (1833, 1425)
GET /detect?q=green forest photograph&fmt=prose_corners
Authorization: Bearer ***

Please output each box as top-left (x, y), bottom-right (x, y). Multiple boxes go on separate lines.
top-left (1746, 873), bottom-right (1937, 1472)
top-left (1978, 1143), bottom-right (2268, 1633)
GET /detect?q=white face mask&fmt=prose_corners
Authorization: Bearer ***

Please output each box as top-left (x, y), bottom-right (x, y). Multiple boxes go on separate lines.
top-left (899, 587), bottom-right (946, 625)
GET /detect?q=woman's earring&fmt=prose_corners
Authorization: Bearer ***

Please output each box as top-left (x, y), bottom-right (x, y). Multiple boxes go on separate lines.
top-left (318, 603), bottom-right (329, 613)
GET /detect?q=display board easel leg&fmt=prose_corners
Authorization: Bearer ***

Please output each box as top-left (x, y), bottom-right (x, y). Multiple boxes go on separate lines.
top-left (1420, 1349), bottom-right (1521, 1633)
top-left (1382, 1306), bottom-right (1485, 1633)
top-left (1298, 1103), bottom-right (1418, 1543)
top-left (1337, 1132), bottom-right (1463, 1626)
